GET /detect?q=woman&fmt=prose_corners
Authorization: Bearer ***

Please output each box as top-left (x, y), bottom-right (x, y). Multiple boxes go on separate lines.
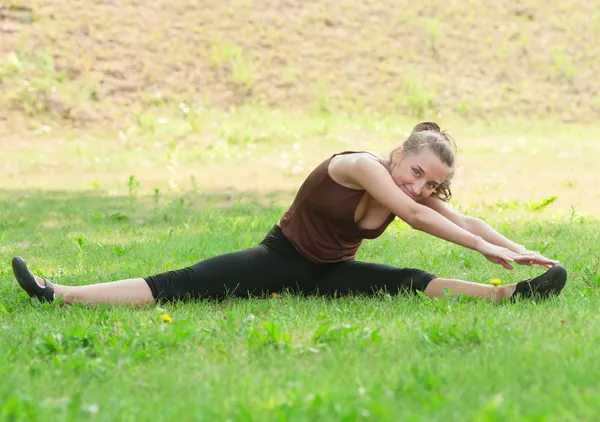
top-left (11, 122), bottom-right (567, 305)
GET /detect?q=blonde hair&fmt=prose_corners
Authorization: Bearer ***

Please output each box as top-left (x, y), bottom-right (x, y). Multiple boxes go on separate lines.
top-left (391, 121), bottom-right (457, 202)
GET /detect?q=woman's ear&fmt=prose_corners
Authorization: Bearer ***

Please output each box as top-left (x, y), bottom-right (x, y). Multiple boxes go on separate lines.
top-left (391, 146), bottom-right (403, 163)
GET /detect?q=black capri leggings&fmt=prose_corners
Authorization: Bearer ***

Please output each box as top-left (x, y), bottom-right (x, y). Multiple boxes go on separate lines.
top-left (144, 225), bottom-right (437, 302)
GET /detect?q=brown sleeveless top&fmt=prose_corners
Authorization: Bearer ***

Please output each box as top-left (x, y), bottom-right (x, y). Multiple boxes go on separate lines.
top-left (279, 151), bottom-right (396, 263)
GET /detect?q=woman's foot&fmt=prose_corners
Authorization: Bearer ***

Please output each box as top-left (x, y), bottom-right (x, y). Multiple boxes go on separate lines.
top-left (11, 256), bottom-right (55, 302)
top-left (511, 264), bottom-right (567, 300)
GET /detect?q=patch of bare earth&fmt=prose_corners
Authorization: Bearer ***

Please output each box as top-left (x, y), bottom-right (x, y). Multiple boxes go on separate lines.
top-left (1, 0), bottom-right (600, 130)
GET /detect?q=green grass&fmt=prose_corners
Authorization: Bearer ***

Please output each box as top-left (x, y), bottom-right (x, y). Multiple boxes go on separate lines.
top-left (1, 190), bottom-right (599, 420)
top-left (3, 1), bottom-right (600, 418)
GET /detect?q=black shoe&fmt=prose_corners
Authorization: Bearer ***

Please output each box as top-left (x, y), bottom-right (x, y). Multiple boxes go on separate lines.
top-left (511, 264), bottom-right (567, 300)
top-left (12, 256), bottom-right (55, 302)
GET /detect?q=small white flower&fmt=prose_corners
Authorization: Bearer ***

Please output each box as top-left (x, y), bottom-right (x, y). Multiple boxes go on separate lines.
top-left (83, 404), bottom-right (99, 414)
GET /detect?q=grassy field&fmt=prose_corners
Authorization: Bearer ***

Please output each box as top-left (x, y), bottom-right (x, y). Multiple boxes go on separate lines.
top-left (1, 188), bottom-right (600, 421)
top-left (2, 0), bottom-right (600, 420)
top-left (2, 102), bottom-right (600, 422)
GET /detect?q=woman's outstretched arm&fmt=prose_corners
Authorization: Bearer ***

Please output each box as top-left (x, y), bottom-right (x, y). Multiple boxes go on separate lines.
top-left (333, 155), bottom-right (524, 269)
top-left (420, 196), bottom-right (558, 268)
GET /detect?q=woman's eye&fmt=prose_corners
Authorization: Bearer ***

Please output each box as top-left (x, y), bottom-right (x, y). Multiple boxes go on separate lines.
top-left (412, 168), bottom-right (420, 176)
top-left (427, 183), bottom-right (436, 190)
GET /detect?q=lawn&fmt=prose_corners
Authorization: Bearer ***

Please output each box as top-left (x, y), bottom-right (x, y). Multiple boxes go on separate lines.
top-left (1, 184), bottom-right (599, 421)
top-left (2, 1), bottom-right (600, 419)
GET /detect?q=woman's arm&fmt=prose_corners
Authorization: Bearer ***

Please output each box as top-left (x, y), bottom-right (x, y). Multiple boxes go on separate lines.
top-left (419, 196), bottom-right (559, 268)
top-left (419, 196), bottom-right (525, 252)
top-left (331, 155), bottom-right (521, 268)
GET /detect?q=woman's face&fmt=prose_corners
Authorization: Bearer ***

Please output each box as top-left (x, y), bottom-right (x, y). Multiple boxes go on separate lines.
top-left (389, 147), bottom-right (450, 202)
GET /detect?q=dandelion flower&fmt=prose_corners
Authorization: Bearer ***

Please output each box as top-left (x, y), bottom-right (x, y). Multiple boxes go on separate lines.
top-left (490, 278), bottom-right (503, 286)
top-left (161, 313), bottom-right (173, 323)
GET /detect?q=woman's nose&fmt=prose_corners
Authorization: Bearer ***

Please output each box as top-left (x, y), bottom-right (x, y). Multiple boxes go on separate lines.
top-left (413, 181), bottom-right (424, 195)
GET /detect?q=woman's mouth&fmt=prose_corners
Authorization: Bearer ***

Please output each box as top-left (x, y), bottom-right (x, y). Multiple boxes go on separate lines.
top-left (401, 186), bottom-right (414, 199)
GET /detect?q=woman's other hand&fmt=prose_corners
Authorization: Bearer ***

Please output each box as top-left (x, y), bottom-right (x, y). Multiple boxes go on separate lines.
top-left (512, 249), bottom-right (559, 269)
top-left (476, 240), bottom-right (523, 270)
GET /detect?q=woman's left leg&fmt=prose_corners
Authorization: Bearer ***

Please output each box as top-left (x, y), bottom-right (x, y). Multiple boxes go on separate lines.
top-left (301, 261), bottom-right (446, 297)
top-left (306, 261), bottom-right (566, 302)
top-left (424, 277), bottom-right (513, 301)
top-left (424, 265), bottom-right (567, 300)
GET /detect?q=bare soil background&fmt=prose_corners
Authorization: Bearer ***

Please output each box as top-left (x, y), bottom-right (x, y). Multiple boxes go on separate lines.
top-left (1, 0), bottom-right (599, 129)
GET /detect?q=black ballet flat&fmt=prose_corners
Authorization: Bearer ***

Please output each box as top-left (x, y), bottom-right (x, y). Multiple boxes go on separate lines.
top-left (12, 256), bottom-right (55, 302)
top-left (511, 264), bottom-right (567, 300)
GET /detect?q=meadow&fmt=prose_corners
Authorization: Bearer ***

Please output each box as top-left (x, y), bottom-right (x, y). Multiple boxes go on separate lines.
top-left (1, 113), bottom-right (600, 421)
top-left (1, 198), bottom-right (600, 421)
top-left (2, 0), bottom-right (600, 420)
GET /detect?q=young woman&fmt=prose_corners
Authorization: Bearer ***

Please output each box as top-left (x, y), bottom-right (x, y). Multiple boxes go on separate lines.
top-left (11, 122), bottom-right (567, 305)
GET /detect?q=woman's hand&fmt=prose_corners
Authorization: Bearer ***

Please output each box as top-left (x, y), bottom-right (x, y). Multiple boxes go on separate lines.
top-left (512, 248), bottom-right (559, 269)
top-left (476, 239), bottom-right (524, 270)
top-left (476, 240), bottom-right (559, 269)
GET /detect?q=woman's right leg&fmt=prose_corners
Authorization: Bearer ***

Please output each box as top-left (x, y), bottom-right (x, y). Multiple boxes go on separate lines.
top-left (54, 278), bottom-right (153, 305)
top-left (13, 225), bottom-right (316, 305)
top-left (14, 236), bottom-right (316, 305)
top-left (12, 256), bottom-right (154, 305)
top-left (144, 244), bottom-right (315, 302)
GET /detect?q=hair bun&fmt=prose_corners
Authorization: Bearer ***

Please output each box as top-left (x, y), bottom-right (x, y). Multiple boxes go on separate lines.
top-left (411, 121), bottom-right (441, 134)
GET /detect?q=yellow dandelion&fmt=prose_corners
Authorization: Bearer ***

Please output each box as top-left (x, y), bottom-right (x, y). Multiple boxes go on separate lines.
top-left (161, 313), bottom-right (173, 323)
top-left (271, 292), bottom-right (278, 297)
top-left (490, 278), bottom-right (503, 286)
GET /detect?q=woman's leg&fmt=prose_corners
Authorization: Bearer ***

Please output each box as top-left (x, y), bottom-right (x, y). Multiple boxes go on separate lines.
top-left (424, 265), bottom-right (567, 301)
top-left (144, 244), bottom-right (315, 302)
top-left (308, 261), bottom-right (565, 302)
top-left (143, 224), bottom-right (319, 302)
top-left (302, 261), bottom-right (440, 297)
top-left (15, 244), bottom-right (316, 305)
top-left (13, 225), bottom-right (318, 306)
top-left (424, 278), bottom-right (514, 301)
top-left (35, 276), bottom-right (153, 305)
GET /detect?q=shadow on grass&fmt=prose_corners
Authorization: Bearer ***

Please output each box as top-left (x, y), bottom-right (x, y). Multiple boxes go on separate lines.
top-left (0, 187), bottom-right (290, 235)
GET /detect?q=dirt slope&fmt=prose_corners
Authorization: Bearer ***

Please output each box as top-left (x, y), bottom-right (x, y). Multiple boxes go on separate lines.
top-left (1, 0), bottom-right (599, 127)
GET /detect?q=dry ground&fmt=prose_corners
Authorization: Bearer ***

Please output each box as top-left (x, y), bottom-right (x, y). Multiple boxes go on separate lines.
top-left (2, 0), bottom-right (599, 218)
top-left (1, 0), bottom-right (600, 131)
